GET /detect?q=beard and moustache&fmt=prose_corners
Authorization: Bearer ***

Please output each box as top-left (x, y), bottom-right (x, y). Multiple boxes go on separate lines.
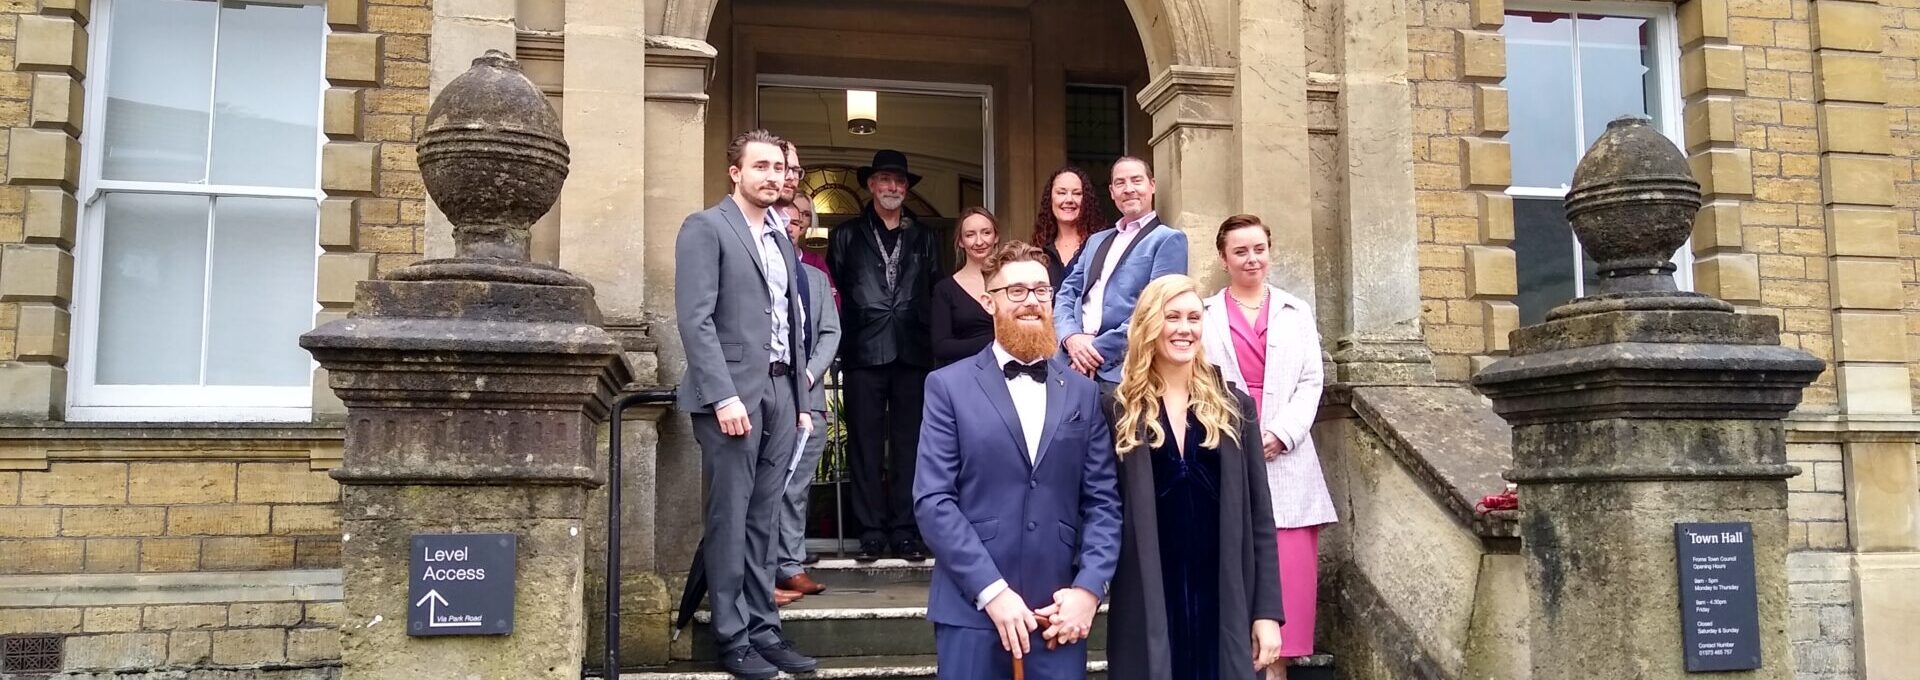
top-left (995, 304), bottom-right (1055, 364)
top-left (876, 193), bottom-right (905, 211)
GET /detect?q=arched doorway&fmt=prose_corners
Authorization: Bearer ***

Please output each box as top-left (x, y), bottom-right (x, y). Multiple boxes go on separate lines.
top-left (697, 0), bottom-right (1157, 557)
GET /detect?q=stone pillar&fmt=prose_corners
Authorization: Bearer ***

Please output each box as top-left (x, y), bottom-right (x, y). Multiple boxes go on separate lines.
top-left (302, 52), bottom-right (626, 679)
top-left (1233, 0), bottom-right (1314, 304)
top-left (1329, 0), bottom-right (1433, 384)
top-left (1806, 2), bottom-right (1920, 672)
top-left (1139, 65), bottom-right (1236, 284)
top-left (639, 36), bottom-right (717, 572)
top-left (1474, 118), bottom-right (1822, 679)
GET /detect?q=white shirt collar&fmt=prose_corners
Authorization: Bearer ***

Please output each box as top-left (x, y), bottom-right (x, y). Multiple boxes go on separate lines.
top-left (1115, 210), bottom-right (1158, 234)
top-left (991, 343), bottom-right (1044, 370)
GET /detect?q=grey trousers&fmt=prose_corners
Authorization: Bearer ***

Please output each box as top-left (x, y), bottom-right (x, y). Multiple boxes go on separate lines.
top-left (777, 410), bottom-right (829, 580)
top-left (691, 383), bottom-right (798, 651)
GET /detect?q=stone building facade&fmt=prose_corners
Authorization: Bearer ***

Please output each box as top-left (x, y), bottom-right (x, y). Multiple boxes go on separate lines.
top-left (0, 0), bottom-right (1913, 677)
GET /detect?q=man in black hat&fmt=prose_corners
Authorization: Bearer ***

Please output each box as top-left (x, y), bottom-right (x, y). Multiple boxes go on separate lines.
top-left (827, 149), bottom-right (940, 562)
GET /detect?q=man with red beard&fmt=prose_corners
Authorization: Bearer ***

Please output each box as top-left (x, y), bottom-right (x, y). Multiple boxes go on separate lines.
top-left (914, 241), bottom-right (1122, 680)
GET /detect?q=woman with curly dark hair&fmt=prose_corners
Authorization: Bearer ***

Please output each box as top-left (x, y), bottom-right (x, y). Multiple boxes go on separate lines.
top-left (1033, 166), bottom-right (1106, 288)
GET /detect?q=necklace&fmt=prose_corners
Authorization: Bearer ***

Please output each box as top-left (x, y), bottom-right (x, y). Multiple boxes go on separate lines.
top-left (1230, 288), bottom-right (1267, 311)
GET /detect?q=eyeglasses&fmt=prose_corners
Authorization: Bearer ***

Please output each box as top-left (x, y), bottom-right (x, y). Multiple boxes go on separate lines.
top-left (989, 285), bottom-right (1054, 302)
top-left (788, 165), bottom-right (806, 177)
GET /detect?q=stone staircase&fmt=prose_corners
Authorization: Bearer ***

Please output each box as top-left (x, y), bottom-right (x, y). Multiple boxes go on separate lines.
top-left (613, 559), bottom-right (1335, 679)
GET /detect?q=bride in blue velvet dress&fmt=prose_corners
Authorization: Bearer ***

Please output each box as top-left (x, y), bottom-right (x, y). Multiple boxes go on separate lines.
top-left (1104, 275), bottom-right (1285, 680)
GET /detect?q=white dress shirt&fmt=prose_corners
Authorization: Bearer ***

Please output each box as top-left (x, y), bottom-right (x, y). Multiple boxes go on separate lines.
top-left (712, 198), bottom-right (795, 413)
top-left (1083, 211), bottom-right (1156, 334)
top-left (756, 209), bottom-right (793, 364)
top-left (975, 342), bottom-right (1049, 609)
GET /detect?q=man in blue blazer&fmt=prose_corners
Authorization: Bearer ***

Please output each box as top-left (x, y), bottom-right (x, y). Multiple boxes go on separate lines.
top-left (915, 241), bottom-right (1123, 679)
top-left (1053, 156), bottom-right (1188, 387)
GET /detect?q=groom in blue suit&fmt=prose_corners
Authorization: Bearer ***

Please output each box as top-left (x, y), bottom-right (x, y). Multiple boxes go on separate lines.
top-left (915, 241), bottom-right (1123, 680)
top-left (1054, 156), bottom-right (1188, 387)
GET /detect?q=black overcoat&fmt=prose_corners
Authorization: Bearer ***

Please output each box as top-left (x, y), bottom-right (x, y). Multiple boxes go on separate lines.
top-left (1105, 390), bottom-right (1284, 680)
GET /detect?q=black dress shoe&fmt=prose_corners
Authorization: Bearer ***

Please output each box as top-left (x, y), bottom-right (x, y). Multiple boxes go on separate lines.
top-left (895, 538), bottom-right (929, 561)
top-left (755, 638), bottom-right (819, 673)
top-left (800, 552), bottom-right (820, 566)
top-left (855, 538), bottom-right (885, 562)
top-left (720, 645), bottom-right (778, 680)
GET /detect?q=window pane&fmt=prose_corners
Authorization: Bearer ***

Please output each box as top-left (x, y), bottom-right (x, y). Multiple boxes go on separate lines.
top-left (102, 0), bottom-right (216, 183)
top-left (205, 198), bottom-right (316, 386)
top-left (209, 0), bottom-right (324, 187)
top-left (1512, 197), bottom-right (1577, 325)
top-left (1578, 15), bottom-right (1654, 148)
top-left (97, 193), bottom-right (210, 385)
top-left (1503, 11), bottom-right (1579, 189)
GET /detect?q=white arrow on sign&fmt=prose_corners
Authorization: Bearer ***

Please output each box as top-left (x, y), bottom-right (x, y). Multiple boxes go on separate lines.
top-left (414, 589), bottom-right (482, 628)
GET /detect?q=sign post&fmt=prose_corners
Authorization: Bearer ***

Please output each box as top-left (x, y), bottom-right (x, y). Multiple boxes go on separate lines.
top-left (1675, 522), bottom-right (1761, 672)
top-left (408, 533), bottom-right (518, 636)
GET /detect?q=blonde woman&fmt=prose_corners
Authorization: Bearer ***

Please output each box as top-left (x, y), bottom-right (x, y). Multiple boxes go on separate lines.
top-left (1106, 275), bottom-right (1284, 680)
top-left (1202, 215), bottom-right (1334, 677)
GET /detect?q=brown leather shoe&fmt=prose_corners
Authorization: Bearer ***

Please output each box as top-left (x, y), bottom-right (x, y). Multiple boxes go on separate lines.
top-left (774, 588), bottom-right (804, 607)
top-left (779, 572), bottom-right (826, 595)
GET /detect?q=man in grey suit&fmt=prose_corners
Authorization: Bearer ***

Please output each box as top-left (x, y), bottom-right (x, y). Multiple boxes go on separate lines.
top-left (775, 174), bottom-right (839, 599)
top-left (674, 129), bottom-right (818, 680)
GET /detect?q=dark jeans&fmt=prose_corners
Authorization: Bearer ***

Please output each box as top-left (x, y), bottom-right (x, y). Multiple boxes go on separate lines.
top-left (844, 363), bottom-right (927, 543)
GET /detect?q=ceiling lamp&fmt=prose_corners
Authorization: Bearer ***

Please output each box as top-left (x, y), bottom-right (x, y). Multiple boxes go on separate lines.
top-left (847, 90), bottom-right (877, 135)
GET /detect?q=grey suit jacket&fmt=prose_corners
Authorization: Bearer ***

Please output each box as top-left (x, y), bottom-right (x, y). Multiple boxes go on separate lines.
top-left (800, 262), bottom-right (839, 413)
top-left (674, 196), bottom-right (807, 414)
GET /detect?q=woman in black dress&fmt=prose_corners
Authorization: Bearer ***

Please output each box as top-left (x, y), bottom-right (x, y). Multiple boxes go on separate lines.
top-left (1034, 166), bottom-right (1105, 288)
top-left (930, 207), bottom-right (1000, 366)
top-left (1105, 274), bottom-right (1284, 680)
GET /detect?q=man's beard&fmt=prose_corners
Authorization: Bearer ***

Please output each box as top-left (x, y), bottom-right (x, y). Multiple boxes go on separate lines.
top-left (876, 194), bottom-right (905, 211)
top-left (995, 308), bottom-right (1055, 364)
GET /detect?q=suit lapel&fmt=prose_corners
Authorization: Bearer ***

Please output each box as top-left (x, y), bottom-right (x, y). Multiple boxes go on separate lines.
top-left (1031, 359), bottom-right (1072, 470)
top-left (720, 197), bottom-right (770, 284)
top-left (1203, 295), bottom-right (1244, 388)
top-left (969, 350), bottom-right (1031, 468)
top-left (1079, 230), bottom-right (1117, 301)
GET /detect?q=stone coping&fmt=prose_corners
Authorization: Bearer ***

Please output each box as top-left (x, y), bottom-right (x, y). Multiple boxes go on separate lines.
top-left (0, 423), bottom-right (343, 441)
top-left (1324, 384), bottom-right (1519, 540)
top-left (0, 569), bottom-right (343, 607)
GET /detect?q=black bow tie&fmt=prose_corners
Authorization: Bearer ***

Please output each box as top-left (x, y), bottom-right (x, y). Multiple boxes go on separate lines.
top-left (1003, 360), bottom-right (1048, 383)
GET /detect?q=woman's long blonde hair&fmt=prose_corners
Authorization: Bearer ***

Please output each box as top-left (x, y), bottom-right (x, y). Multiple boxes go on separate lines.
top-left (1112, 275), bottom-right (1243, 456)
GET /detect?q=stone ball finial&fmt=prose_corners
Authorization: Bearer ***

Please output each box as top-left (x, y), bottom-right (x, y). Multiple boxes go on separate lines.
top-left (395, 50), bottom-right (581, 286)
top-left (1563, 116), bottom-right (1701, 298)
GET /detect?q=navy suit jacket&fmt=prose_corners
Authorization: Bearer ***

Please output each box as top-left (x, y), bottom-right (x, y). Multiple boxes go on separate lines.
top-left (1052, 216), bottom-right (1189, 382)
top-left (913, 347), bottom-right (1123, 629)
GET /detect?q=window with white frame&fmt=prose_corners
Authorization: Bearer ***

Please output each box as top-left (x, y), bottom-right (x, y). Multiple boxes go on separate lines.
top-left (1503, 3), bottom-right (1688, 325)
top-left (70, 0), bottom-right (326, 421)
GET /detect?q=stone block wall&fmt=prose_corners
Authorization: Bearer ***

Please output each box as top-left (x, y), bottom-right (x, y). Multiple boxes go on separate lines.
top-left (1785, 442), bottom-right (1851, 551)
top-left (14, 604), bottom-right (343, 671)
top-left (0, 594), bottom-right (343, 677)
top-left (1406, 0), bottom-right (1920, 415)
top-left (1786, 551), bottom-right (1859, 679)
top-left (0, 460), bottom-right (342, 575)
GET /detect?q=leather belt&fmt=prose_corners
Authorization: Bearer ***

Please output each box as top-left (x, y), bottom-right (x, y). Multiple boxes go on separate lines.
top-left (769, 362), bottom-right (792, 377)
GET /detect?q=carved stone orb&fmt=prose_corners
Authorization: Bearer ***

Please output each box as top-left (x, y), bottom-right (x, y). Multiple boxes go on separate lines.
top-left (1564, 116), bottom-right (1701, 296)
top-left (416, 49), bottom-right (569, 263)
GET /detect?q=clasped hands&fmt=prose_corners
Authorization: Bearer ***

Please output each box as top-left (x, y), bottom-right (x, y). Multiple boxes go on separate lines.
top-left (984, 587), bottom-right (1100, 659)
top-left (1063, 334), bottom-right (1103, 377)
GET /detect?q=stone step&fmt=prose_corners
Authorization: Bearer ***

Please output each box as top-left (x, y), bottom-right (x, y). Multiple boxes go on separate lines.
top-left (681, 581), bottom-right (1106, 660)
top-left (617, 653), bottom-right (1337, 679)
top-left (803, 557), bottom-right (933, 590)
top-left (620, 653), bottom-right (1109, 679)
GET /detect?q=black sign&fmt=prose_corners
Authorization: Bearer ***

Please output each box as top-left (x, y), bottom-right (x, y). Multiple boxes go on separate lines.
top-left (408, 533), bottom-right (516, 636)
top-left (1675, 522), bottom-right (1761, 672)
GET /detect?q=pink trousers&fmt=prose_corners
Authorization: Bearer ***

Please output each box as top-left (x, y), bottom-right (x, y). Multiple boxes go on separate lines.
top-left (1276, 525), bottom-right (1321, 658)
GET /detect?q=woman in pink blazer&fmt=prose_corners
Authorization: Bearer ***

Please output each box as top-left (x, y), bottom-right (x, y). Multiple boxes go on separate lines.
top-left (1200, 214), bottom-right (1336, 677)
